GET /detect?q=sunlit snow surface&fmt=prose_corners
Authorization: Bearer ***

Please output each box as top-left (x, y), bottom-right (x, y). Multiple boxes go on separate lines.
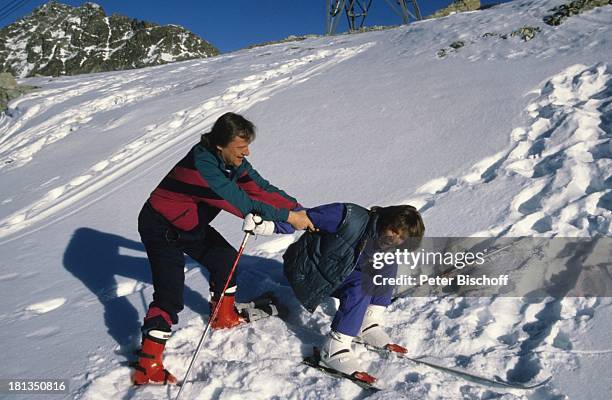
top-left (0, 1), bottom-right (610, 399)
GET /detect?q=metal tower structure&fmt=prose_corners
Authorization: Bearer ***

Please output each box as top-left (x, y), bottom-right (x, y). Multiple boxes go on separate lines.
top-left (326, 0), bottom-right (423, 35)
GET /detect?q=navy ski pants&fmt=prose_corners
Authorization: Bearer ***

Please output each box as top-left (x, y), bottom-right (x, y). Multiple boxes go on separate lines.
top-left (330, 269), bottom-right (393, 337)
top-left (330, 238), bottom-right (396, 337)
top-left (138, 202), bottom-right (237, 324)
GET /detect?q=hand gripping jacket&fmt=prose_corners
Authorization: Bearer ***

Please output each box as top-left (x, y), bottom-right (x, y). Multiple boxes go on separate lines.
top-left (149, 143), bottom-right (298, 231)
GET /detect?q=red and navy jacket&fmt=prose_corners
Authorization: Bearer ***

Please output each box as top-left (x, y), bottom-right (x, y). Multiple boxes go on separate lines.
top-left (149, 143), bottom-right (298, 231)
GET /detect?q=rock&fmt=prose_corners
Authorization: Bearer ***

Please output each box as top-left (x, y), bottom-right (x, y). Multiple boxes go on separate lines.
top-left (543, 0), bottom-right (612, 26)
top-left (510, 26), bottom-right (541, 42)
top-left (0, 72), bottom-right (17, 89)
top-left (439, 25), bottom-right (541, 58)
top-left (0, 72), bottom-right (37, 112)
top-left (427, 0), bottom-right (481, 19)
top-left (450, 40), bottom-right (465, 49)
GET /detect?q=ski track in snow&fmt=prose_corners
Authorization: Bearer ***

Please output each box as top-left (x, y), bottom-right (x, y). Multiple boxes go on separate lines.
top-left (0, 272), bottom-right (20, 281)
top-left (0, 42), bottom-right (374, 243)
top-left (25, 325), bottom-right (62, 339)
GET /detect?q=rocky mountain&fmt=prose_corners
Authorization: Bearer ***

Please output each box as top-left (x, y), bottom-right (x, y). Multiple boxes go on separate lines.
top-left (427, 0), bottom-right (481, 19)
top-left (0, 1), bottom-right (219, 78)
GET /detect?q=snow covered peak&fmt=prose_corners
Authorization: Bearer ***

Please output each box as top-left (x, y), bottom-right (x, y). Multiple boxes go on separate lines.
top-left (0, 1), bottom-right (219, 78)
top-left (34, 1), bottom-right (72, 12)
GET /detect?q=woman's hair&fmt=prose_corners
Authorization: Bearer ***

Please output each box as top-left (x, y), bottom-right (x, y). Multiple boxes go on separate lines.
top-left (201, 112), bottom-right (256, 149)
top-left (374, 205), bottom-right (425, 240)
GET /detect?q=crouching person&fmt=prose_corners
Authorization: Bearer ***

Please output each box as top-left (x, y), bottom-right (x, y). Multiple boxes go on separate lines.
top-left (246, 203), bottom-right (424, 381)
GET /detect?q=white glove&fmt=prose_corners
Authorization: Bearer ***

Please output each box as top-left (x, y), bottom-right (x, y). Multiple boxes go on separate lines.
top-left (243, 213), bottom-right (275, 235)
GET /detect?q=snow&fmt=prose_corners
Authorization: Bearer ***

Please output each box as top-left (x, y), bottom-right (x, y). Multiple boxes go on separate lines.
top-left (67, 16), bottom-right (82, 25)
top-left (160, 52), bottom-right (175, 62)
top-left (25, 298), bottom-right (67, 314)
top-left (0, 0), bottom-right (611, 399)
top-left (103, 17), bottom-right (111, 61)
top-left (3, 32), bottom-right (32, 76)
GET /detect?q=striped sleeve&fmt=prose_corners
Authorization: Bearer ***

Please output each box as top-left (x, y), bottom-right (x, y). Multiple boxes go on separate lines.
top-left (194, 151), bottom-right (290, 221)
top-left (243, 160), bottom-right (298, 204)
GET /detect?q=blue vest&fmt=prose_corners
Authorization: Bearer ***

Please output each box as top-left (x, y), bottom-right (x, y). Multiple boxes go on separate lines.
top-left (283, 203), bottom-right (379, 312)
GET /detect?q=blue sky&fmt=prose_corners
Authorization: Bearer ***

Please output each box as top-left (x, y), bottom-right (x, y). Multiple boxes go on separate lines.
top-left (1, 1), bottom-right (511, 52)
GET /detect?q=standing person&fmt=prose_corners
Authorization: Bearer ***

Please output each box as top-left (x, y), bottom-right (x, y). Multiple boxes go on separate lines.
top-left (132, 112), bottom-right (313, 385)
top-left (248, 202), bottom-right (424, 381)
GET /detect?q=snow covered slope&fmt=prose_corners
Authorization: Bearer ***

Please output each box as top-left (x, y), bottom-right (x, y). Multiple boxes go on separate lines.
top-left (0, 1), bottom-right (610, 399)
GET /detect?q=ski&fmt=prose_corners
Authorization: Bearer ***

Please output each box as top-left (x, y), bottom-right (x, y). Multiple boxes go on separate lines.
top-left (302, 347), bottom-right (382, 392)
top-left (359, 342), bottom-right (551, 390)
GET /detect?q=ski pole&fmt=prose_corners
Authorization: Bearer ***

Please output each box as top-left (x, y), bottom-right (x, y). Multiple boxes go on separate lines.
top-left (175, 231), bottom-right (251, 400)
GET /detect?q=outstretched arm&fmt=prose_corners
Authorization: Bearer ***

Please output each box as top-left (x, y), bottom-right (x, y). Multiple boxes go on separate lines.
top-left (244, 161), bottom-right (298, 204)
top-left (195, 153), bottom-right (290, 221)
top-left (274, 203), bottom-right (345, 234)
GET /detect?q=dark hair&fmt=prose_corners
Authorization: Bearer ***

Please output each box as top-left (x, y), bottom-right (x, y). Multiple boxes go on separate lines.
top-left (201, 112), bottom-right (256, 149)
top-left (374, 205), bottom-right (425, 241)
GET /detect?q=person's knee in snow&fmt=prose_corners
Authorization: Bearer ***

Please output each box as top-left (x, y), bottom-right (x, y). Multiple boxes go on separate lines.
top-left (283, 203), bottom-right (424, 376)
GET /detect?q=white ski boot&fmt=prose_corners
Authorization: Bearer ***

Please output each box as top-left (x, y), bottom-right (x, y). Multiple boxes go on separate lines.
top-left (358, 305), bottom-right (407, 353)
top-left (320, 330), bottom-right (376, 382)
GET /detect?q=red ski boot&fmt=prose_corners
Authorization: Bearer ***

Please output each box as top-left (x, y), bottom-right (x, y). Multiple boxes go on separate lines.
top-left (132, 313), bottom-right (177, 385)
top-left (210, 292), bottom-right (243, 329)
